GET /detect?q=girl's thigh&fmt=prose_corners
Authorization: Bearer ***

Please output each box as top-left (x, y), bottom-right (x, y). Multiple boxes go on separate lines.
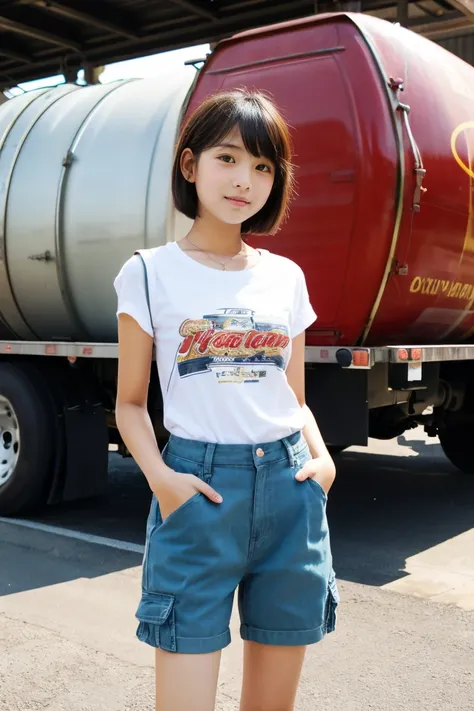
top-left (240, 641), bottom-right (306, 711)
top-left (155, 648), bottom-right (221, 711)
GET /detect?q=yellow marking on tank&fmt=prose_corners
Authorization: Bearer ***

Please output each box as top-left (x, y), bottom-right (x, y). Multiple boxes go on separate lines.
top-left (451, 121), bottom-right (474, 179)
top-left (442, 122), bottom-right (474, 340)
top-left (409, 276), bottom-right (474, 299)
top-left (450, 122), bottom-right (474, 258)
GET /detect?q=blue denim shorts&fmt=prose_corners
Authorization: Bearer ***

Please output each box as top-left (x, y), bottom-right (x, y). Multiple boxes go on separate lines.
top-left (136, 430), bottom-right (339, 654)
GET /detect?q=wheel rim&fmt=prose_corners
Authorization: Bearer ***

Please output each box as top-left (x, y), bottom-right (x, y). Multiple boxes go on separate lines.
top-left (0, 395), bottom-right (20, 487)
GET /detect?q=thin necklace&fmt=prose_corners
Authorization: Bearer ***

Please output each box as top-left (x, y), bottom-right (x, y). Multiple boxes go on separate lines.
top-left (184, 235), bottom-right (247, 271)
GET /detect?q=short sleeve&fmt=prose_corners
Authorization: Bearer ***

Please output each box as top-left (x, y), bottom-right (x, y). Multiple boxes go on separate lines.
top-left (113, 255), bottom-right (154, 337)
top-left (290, 266), bottom-right (317, 337)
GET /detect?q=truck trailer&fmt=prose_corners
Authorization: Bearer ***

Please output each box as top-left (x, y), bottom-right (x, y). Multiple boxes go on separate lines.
top-left (1, 12), bottom-right (474, 515)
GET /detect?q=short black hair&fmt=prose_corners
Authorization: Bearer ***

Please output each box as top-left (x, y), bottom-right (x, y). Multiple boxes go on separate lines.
top-left (172, 89), bottom-right (295, 235)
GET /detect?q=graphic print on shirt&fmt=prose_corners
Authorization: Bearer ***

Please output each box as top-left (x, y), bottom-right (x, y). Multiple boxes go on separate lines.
top-left (176, 308), bottom-right (290, 384)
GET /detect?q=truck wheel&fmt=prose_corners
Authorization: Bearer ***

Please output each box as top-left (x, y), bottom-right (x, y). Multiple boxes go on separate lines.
top-left (0, 363), bottom-right (56, 515)
top-left (438, 424), bottom-right (474, 474)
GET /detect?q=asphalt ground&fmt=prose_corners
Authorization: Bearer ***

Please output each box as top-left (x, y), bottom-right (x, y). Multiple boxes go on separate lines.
top-left (1, 427), bottom-right (473, 709)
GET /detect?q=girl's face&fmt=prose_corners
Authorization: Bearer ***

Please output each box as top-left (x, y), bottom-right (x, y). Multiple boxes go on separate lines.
top-left (181, 126), bottom-right (275, 226)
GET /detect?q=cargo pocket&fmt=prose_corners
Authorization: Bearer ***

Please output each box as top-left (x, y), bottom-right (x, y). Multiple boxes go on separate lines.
top-left (136, 591), bottom-right (176, 651)
top-left (323, 575), bottom-right (340, 634)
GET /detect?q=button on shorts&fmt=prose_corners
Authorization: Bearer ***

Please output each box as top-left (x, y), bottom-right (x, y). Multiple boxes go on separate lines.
top-left (136, 430), bottom-right (339, 654)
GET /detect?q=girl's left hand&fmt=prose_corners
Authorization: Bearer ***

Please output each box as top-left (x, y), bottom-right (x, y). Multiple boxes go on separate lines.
top-left (295, 453), bottom-right (336, 495)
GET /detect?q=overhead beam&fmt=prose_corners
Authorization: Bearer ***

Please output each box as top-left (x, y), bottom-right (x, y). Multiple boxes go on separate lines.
top-left (339, 1), bottom-right (361, 9)
top-left (411, 14), bottom-right (474, 36)
top-left (8, 0), bottom-right (448, 87)
top-left (0, 35), bottom-right (33, 63)
top-left (445, 0), bottom-right (474, 21)
top-left (414, 2), bottom-right (444, 18)
top-left (17, 0), bottom-right (139, 40)
top-left (397, 0), bottom-right (409, 25)
top-left (169, 0), bottom-right (219, 21)
top-left (0, 14), bottom-right (81, 49)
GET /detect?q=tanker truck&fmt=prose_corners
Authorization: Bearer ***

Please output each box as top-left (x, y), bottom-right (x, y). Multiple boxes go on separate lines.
top-left (1, 11), bottom-right (474, 515)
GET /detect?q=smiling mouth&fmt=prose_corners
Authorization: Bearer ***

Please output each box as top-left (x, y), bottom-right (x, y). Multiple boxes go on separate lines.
top-left (225, 197), bottom-right (250, 206)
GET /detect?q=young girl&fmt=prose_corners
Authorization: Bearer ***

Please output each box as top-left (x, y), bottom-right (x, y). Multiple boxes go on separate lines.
top-left (114, 89), bottom-right (339, 711)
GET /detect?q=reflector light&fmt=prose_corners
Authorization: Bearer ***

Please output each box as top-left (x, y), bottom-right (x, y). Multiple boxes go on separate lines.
top-left (411, 348), bottom-right (422, 360)
top-left (82, 347), bottom-right (93, 356)
top-left (353, 349), bottom-right (369, 367)
top-left (45, 344), bottom-right (57, 355)
top-left (397, 349), bottom-right (409, 361)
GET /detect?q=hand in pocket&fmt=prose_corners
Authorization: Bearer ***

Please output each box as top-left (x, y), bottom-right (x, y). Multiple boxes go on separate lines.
top-left (152, 471), bottom-right (223, 520)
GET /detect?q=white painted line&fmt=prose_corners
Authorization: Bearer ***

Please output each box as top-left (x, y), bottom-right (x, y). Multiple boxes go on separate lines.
top-left (0, 517), bottom-right (145, 555)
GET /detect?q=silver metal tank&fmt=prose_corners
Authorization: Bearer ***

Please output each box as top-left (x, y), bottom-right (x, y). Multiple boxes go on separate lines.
top-left (0, 76), bottom-right (194, 342)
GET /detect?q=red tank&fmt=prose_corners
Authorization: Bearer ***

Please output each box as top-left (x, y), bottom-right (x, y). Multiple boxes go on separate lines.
top-left (187, 13), bottom-right (474, 348)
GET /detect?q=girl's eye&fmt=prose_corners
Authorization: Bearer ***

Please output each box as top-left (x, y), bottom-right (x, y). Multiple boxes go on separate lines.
top-left (218, 154), bottom-right (235, 163)
top-left (256, 163), bottom-right (272, 173)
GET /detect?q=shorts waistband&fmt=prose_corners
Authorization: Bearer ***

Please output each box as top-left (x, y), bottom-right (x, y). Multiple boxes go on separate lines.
top-left (165, 431), bottom-right (307, 471)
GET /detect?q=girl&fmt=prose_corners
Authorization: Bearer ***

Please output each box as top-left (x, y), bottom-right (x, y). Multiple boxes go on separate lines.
top-left (114, 89), bottom-right (339, 711)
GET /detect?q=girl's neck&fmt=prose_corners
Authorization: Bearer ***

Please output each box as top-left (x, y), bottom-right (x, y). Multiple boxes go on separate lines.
top-left (186, 213), bottom-right (243, 256)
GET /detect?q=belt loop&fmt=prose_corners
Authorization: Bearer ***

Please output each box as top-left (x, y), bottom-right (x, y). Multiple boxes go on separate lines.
top-left (203, 442), bottom-right (216, 480)
top-left (281, 437), bottom-right (296, 467)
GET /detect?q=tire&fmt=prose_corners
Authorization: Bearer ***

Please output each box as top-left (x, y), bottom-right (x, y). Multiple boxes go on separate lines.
top-left (0, 362), bottom-right (56, 515)
top-left (439, 423), bottom-right (474, 474)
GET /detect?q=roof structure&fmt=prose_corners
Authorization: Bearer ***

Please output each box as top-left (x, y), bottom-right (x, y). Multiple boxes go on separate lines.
top-left (0, 0), bottom-right (473, 89)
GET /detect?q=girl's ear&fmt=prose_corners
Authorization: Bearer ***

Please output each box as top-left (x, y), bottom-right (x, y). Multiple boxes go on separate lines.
top-left (180, 148), bottom-right (197, 183)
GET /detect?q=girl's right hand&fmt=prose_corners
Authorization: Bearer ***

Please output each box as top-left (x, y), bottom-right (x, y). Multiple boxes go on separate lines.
top-left (153, 470), bottom-right (223, 521)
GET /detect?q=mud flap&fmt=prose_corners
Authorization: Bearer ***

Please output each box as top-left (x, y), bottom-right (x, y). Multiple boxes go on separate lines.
top-left (61, 368), bottom-right (108, 502)
top-left (35, 361), bottom-right (108, 506)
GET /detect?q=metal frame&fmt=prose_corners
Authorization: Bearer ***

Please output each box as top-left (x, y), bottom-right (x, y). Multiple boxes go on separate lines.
top-left (305, 344), bottom-right (474, 367)
top-left (17, 0), bottom-right (139, 40)
top-left (0, 13), bottom-right (81, 50)
top-left (447, 0), bottom-right (474, 23)
top-left (169, 0), bottom-right (219, 21)
top-left (1, 0), bottom-right (474, 89)
top-left (1, 339), bottom-right (474, 368)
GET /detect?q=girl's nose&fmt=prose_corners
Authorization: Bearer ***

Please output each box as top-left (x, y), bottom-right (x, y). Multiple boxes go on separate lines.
top-left (233, 172), bottom-right (251, 190)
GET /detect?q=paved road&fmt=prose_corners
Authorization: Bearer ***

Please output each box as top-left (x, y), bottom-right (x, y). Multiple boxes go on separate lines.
top-left (1, 427), bottom-right (474, 709)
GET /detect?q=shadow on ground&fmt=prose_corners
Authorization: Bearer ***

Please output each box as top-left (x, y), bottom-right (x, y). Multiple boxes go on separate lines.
top-left (329, 434), bottom-right (474, 586)
top-left (3, 431), bottom-right (473, 595)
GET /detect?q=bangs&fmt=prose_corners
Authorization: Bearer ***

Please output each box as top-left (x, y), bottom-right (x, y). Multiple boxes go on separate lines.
top-left (201, 96), bottom-right (282, 165)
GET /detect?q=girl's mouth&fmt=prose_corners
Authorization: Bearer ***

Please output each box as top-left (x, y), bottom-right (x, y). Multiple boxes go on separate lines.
top-left (225, 196), bottom-right (250, 207)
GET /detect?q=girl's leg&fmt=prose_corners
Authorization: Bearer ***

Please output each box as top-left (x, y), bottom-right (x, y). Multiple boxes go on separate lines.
top-left (155, 648), bottom-right (221, 711)
top-left (239, 642), bottom-right (306, 711)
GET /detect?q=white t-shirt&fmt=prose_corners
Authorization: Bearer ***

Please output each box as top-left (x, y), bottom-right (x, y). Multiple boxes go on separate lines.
top-left (114, 241), bottom-right (316, 444)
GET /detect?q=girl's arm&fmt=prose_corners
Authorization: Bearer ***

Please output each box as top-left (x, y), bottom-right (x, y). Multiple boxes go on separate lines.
top-left (116, 313), bottom-right (169, 488)
top-left (286, 332), bottom-right (336, 494)
top-left (116, 313), bottom-right (223, 514)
